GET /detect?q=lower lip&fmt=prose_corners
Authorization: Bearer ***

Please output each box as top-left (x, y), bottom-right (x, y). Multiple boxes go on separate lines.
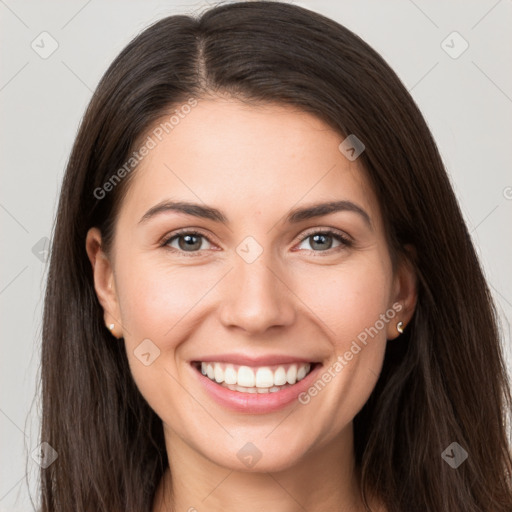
top-left (191, 362), bottom-right (322, 414)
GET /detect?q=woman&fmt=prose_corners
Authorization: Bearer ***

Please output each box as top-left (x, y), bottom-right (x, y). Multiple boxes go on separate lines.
top-left (39, 1), bottom-right (512, 511)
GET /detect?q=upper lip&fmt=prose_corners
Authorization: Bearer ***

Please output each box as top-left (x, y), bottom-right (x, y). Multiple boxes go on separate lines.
top-left (191, 354), bottom-right (321, 367)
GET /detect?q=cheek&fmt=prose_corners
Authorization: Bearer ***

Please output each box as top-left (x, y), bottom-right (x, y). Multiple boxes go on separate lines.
top-left (113, 258), bottom-right (210, 415)
top-left (115, 257), bottom-right (218, 341)
top-left (292, 259), bottom-right (392, 428)
top-left (291, 252), bottom-right (393, 347)
top-left (298, 253), bottom-right (393, 414)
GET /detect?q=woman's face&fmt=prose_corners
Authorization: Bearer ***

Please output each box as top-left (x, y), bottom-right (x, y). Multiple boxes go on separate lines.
top-left (87, 98), bottom-right (415, 472)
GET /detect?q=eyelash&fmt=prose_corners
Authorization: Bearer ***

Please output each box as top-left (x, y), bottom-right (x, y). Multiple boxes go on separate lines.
top-left (160, 228), bottom-right (353, 258)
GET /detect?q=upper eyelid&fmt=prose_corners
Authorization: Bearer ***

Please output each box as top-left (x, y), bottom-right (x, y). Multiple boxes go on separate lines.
top-left (297, 226), bottom-right (352, 241)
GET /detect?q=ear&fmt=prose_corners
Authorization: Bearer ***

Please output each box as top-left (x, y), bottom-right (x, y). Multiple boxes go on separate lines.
top-left (386, 244), bottom-right (418, 340)
top-left (85, 227), bottom-right (123, 338)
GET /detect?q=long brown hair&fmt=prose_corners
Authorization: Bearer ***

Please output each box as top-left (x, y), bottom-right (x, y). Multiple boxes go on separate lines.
top-left (38, 2), bottom-right (512, 510)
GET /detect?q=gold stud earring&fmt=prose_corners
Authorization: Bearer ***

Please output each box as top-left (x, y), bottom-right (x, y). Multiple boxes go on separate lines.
top-left (397, 321), bottom-right (404, 334)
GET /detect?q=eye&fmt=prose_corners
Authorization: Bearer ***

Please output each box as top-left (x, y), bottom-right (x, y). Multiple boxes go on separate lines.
top-left (161, 228), bottom-right (352, 257)
top-left (162, 230), bottom-right (213, 255)
top-left (296, 229), bottom-right (352, 253)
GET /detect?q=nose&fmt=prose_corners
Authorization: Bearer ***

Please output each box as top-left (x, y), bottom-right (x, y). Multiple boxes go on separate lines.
top-left (218, 253), bottom-right (296, 335)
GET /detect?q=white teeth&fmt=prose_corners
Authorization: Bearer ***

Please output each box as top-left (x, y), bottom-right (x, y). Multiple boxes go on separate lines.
top-left (236, 385), bottom-right (257, 393)
top-left (274, 366), bottom-right (287, 386)
top-left (214, 365), bottom-right (224, 383)
top-left (222, 382), bottom-right (294, 393)
top-left (286, 365), bottom-right (297, 385)
top-left (255, 367), bottom-right (274, 388)
top-left (237, 366), bottom-right (255, 387)
top-left (224, 365), bottom-right (237, 385)
top-left (297, 365), bottom-right (307, 381)
top-left (198, 361), bottom-right (313, 389)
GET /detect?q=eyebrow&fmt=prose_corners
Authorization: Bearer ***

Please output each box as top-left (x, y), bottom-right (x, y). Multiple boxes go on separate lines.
top-left (138, 199), bottom-right (372, 230)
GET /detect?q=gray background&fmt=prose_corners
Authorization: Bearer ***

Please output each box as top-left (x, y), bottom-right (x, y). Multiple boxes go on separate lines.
top-left (1, 0), bottom-right (511, 510)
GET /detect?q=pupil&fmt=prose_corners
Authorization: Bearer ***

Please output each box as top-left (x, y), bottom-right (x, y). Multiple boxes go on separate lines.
top-left (179, 234), bottom-right (201, 251)
top-left (311, 234), bottom-right (332, 251)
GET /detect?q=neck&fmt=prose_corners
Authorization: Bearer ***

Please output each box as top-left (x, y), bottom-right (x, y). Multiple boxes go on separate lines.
top-left (152, 422), bottom-right (368, 512)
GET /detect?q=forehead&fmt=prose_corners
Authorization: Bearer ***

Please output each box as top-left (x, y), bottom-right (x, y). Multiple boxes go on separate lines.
top-left (120, 98), bottom-right (381, 229)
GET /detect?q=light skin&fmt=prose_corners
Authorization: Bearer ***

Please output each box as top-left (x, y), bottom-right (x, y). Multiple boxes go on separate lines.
top-left (86, 98), bottom-right (416, 512)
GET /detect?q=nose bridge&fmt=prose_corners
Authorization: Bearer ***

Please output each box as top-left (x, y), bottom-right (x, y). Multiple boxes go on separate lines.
top-left (218, 240), bottom-right (295, 333)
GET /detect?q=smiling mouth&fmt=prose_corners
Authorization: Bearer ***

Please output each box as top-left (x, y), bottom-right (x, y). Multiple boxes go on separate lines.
top-left (191, 361), bottom-right (320, 393)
